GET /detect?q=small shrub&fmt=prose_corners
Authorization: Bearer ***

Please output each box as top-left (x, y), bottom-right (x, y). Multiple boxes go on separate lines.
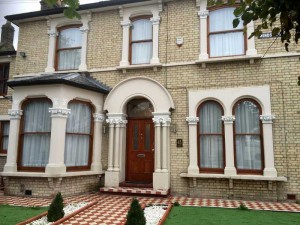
top-left (126, 198), bottom-right (146, 225)
top-left (173, 202), bottom-right (181, 206)
top-left (47, 192), bottom-right (65, 222)
top-left (238, 203), bottom-right (249, 210)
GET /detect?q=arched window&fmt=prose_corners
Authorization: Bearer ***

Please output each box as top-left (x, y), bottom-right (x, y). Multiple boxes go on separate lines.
top-left (209, 7), bottom-right (245, 57)
top-left (233, 99), bottom-right (264, 174)
top-left (18, 99), bottom-right (52, 171)
top-left (130, 17), bottom-right (153, 64)
top-left (64, 101), bottom-right (93, 171)
top-left (56, 25), bottom-right (82, 70)
top-left (198, 101), bottom-right (225, 172)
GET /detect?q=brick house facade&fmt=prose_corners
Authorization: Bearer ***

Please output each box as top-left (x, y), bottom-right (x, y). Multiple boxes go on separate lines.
top-left (0, 0), bottom-right (299, 201)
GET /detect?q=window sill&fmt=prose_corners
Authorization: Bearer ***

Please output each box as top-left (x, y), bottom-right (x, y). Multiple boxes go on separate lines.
top-left (0, 170), bottom-right (104, 178)
top-left (0, 153), bottom-right (7, 157)
top-left (196, 55), bottom-right (262, 68)
top-left (180, 173), bottom-right (287, 182)
top-left (117, 63), bottom-right (162, 74)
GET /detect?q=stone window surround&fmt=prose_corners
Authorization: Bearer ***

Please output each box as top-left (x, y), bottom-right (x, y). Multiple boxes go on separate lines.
top-left (196, 0), bottom-right (257, 61)
top-left (45, 12), bottom-right (92, 73)
top-left (2, 84), bottom-right (105, 177)
top-left (118, 2), bottom-right (162, 68)
top-left (186, 85), bottom-right (278, 178)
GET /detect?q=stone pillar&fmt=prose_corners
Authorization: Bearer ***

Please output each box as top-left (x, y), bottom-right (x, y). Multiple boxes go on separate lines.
top-left (222, 116), bottom-right (237, 176)
top-left (79, 25), bottom-right (89, 71)
top-left (120, 20), bottom-right (131, 67)
top-left (91, 113), bottom-right (105, 172)
top-left (45, 29), bottom-right (58, 72)
top-left (113, 123), bottom-right (121, 172)
top-left (260, 115), bottom-right (277, 177)
top-left (150, 16), bottom-right (160, 64)
top-left (153, 117), bottom-right (162, 172)
top-left (3, 109), bottom-right (23, 172)
top-left (46, 108), bottom-right (70, 175)
top-left (107, 122), bottom-right (114, 172)
top-left (186, 117), bottom-right (199, 174)
top-left (198, 8), bottom-right (209, 60)
top-left (161, 118), bottom-right (171, 172)
top-left (246, 21), bottom-right (258, 56)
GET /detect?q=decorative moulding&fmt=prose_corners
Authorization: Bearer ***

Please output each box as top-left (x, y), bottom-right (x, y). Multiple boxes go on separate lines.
top-left (49, 108), bottom-right (71, 118)
top-left (198, 10), bottom-right (209, 19)
top-left (8, 109), bottom-right (23, 120)
top-left (260, 115), bottom-right (275, 123)
top-left (93, 113), bottom-right (105, 122)
top-left (222, 115), bottom-right (235, 124)
top-left (186, 117), bottom-right (199, 125)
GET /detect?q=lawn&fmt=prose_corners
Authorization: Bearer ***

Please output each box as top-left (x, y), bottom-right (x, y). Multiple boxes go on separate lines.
top-left (164, 206), bottom-right (300, 225)
top-left (0, 204), bottom-right (48, 225)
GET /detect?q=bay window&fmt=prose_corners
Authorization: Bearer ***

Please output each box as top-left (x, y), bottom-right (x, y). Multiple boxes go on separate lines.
top-left (64, 101), bottom-right (93, 171)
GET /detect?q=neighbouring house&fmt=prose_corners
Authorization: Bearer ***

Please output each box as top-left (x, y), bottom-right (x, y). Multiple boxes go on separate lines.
top-left (0, 0), bottom-right (299, 201)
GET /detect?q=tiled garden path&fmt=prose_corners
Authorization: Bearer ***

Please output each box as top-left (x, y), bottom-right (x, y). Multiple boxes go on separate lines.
top-left (1, 191), bottom-right (300, 225)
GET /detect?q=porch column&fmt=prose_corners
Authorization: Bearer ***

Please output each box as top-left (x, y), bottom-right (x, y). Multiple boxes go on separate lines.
top-left (260, 115), bottom-right (277, 177)
top-left (114, 122), bottom-right (121, 171)
top-left (120, 20), bottom-right (131, 67)
top-left (150, 16), bottom-right (160, 64)
top-left (222, 116), bottom-right (237, 176)
top-left (162, 117), bottom-right (171, 172)
top-left (3, 109), bottom-right (23, 172)
top-left (46, 108), bottom-right (70, 175)
top-left (107, 121), bottom-right (115, 171)
top-left (186, 117), bottom-right (199, 174)
top-left (153, 117), bottom-right (162, 172)
top-left (91, 113), bottom-right (105, 172)
top-left (197, 0), bottom-right (209, 60)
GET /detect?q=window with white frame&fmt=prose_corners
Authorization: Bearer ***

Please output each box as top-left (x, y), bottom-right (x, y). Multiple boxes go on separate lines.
top-left (233, 99), bottom-right (264, 174)
top-left (0, 121), bottom-right (9, 154)
top-left (64, 101), bottom-right (93, 171)
top-left (198, 101), bottom-right (225, 173)
top-left (18, 99), bottom-right (52, 171)
top-left (56, 25), bottom-right (82, 71)
top-left (208, 7), bottom-right (245, 57)
top-left (130, 16), bottom-right (153, 65)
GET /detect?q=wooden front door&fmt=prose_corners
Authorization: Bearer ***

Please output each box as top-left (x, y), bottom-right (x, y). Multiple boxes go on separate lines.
top-left (126, 119), bottom-right (154, 183)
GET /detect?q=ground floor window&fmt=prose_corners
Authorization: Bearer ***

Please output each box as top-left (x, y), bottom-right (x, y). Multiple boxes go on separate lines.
top-left (0, 121), bottom-right (9, 154)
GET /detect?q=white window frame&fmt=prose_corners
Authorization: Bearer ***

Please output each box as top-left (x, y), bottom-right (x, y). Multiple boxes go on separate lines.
top-left (186, 86), bottom-right (277, 178)
top-left (119, 3), bottom-right (162, 67)
top-left (45, 13), bottom-right (91, 73)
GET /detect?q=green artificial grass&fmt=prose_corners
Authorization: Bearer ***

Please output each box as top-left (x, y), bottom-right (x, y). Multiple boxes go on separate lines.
top-left (0, 204), bottom-right (47, 225)
top-left (164, 206), bottom-right (300, 225)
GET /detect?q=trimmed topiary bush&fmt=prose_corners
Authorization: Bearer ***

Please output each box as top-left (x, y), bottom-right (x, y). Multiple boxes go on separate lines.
top-left (126, 198), bottom-right (146, 225)
top-left (47, 192), bottom-right (65, 222)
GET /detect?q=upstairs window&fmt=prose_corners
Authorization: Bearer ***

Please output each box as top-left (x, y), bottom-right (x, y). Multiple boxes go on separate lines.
top-left (198, 101), bottom-right (225, 173)
top-left (209, 7), bottom-right (245, 57)
top-left (233, 99), bottom-right (264, 174)
top-left (64, 101), bottom-right (93, 171)
top-left (0, 63), bottom-right (9, 96)
top-left (130, 17), bottom-right (153, 64)
top-left (56, 26), bottom-right (82, 71)
top-left (0, 121), bottom-right (9, 154)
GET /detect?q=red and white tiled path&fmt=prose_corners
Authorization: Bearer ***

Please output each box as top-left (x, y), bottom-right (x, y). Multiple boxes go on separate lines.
top-left (1, 191), bottom-right (300, 225)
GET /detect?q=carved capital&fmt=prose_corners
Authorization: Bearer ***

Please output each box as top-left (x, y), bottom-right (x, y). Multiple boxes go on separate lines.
top-left (186, 117), bottom-right (199, 125)
top-left (198, 10), bottom-right (209, 19)
top-left (222, 115), bottom-right (235, 124)
top-left (49, 108), bottom-right (71, 118)
top-left (120, 20), bottom-right (131, 27)
top-left (153, 116), bottom-right (171, 126)
top-left (93, 113), bottom-right (105, 122)
top-left (8, 109), bottom-right (23, 120)
top-left (47, 29), bottom-right (58, 37)
top-left (150, 16), bottom-right (160, 25)
top-left (80, 25), bottom-right (89, 33)
top-left (260, 115), bottom-right (275, 124)
top-left (106, 117), bottom-right (127, 125)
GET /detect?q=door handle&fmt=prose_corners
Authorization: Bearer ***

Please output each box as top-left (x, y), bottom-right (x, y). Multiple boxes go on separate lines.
top-left (137, 154), bottom-right (145, 158)
top-left (152, 149), bottom-right (155, 152)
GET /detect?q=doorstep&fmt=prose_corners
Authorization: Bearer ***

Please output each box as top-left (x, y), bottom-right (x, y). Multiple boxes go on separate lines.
top-left (100, 187), bottom-right (170, 197)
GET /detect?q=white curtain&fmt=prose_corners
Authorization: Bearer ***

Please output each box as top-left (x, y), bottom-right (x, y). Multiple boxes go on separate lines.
top-left (131, 19), bottom-right (153, 64)
top-left (22, 100), bottom-right (52, 167)
top-left (209, 8), bottom-right (244, 57)
top-left (2, 122), bottom-right (9, 150)
top-left (64, 102), bottom-right (92, 167)
top-left (235, 100), bottom-right (262, 170)
top-left (199, 102), bottom-right (224, 168)
top-left (58, 27), bottom-right (82, 70)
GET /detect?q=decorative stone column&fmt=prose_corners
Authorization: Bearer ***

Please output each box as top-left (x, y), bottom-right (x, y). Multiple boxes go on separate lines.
top-left (45, 108), bottom-right (70, 175)
top-left (260, 115), bottom-right (277, 177)
top-left (105, 115), bottom-right (127, 187)
top-left (198, 10), bottom-right (209, 60)
top-left (120, 20), bottom-right (131, 67)
top-left (246, 21), bottom-right (258, 56)
top-left (186, 117), bottom-right (199, 174)
top-left (79, 25), bottom-right (89, 71)
top-left (150, 16), bottom-right (160, 64)
top-left (222, 116), bottom-right (237, 176)
top-left (91, 113), bottom-right (105, 172)
top-left (45, 29), bottom-right (58, 72)
top-left (153, 113), bottom-right (171, 191)
top-left (3, 109), bottom-right (23, 172)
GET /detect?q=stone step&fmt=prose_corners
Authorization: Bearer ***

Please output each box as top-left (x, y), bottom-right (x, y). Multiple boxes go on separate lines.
top-left (100, 187), bottom-right (169, 197)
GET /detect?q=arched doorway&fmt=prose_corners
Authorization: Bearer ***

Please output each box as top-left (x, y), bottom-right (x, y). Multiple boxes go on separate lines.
top-left (126, 98), bottom-right (154, 184)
